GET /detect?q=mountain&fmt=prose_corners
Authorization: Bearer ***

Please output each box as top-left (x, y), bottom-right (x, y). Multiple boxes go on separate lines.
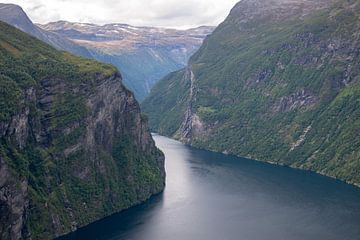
top-left (0, 4), bottom-right (92, 58)
top-left (39, 21), bottom-right (214, 101)
top-left (0, 21), bottom-right (165, 239)
top-left (142, 0), bottom-right (360, 186)
top-left (0, 3), bottom-right (213, 101)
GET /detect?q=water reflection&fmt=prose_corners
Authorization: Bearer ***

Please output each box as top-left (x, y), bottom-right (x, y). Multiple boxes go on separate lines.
top-left (60, 135), bottom-right (360, 240)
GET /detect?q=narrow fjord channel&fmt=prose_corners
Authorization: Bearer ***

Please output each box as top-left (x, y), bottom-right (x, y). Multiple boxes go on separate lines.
top-left (60, 135), bottom-right (360, 240)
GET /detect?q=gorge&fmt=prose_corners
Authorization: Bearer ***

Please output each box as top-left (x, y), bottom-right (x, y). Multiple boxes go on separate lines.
top-left (1, 0), bottom-right (360, 239)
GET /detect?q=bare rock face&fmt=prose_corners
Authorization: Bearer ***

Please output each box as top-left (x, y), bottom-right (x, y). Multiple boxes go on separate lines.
top-left (84, 73), bottom-right (161, 159)
top-left (0, 72), bottom-right (165, 239)
top-left (178, 68), bottom-right (197, 141)
top-left (0, 71), bottom-right (165, 239)
top-left (0, 157), bottom-right (28, 240)
top-left (0, 21), bottom-right (165, 239)
top-left (273, 89), bottom-right (317, 112)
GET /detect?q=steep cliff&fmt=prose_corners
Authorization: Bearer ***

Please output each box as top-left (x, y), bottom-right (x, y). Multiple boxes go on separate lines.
top-left (0, 21), bottom-right (165, 239)
top-left (142, 0), bottom-right (360, 186)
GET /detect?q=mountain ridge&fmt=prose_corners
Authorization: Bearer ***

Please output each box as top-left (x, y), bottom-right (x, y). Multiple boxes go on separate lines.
top-left (39, 20), bottom-right (214, 100)
top-left (142, 0), bottom-right (360, 186)
top-left (0, 3), bottom-right (213, 101)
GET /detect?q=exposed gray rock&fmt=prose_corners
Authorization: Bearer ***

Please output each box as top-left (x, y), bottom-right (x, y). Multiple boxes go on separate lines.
top-left (178, 68), bottom-right (197, 141)
top-left (247, 69), bottom-right (273, 86)
top-left (273, 89), bottom-right (317, 112)
top-left (0, 157), bottom-right (28, 240)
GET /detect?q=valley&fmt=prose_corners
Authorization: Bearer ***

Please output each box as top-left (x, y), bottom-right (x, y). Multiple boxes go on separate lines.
top-left (1, 0), bottom-right (360, 239)
top-left (0, 3), bottom-right (213, 101)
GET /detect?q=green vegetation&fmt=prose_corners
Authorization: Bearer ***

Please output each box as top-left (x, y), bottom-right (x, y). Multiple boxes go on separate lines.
top-left (142, 70), bottom-right (190, 134)
top-left (0, 75), bottom-right (22, 122)
top-left (0, 21), bottom-right (164, 239)
top-left (142, 0), bottom-right (360, 185)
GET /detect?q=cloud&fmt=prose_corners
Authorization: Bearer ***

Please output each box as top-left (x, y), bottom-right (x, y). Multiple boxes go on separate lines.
top-left (0, 0), bottom-right (239, 29)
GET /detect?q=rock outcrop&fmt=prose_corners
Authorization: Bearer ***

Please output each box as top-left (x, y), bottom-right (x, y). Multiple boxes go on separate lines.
top-left (0, 4), bottom-right (92, 58)
top-left (0, 157), bottom-right (29, 240)
top-left (0, 21), bottom-right (165, 239)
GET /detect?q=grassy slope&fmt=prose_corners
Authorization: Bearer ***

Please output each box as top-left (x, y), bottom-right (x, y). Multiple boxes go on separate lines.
top-left (142, 0), bottom-right (360, 185)
top-left (0, 21), bottom-right (164, 239)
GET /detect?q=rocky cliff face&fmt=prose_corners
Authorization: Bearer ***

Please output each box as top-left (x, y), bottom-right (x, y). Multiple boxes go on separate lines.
top-left (0, 21), bottom-right (165, 239)
top-left (142, 0), bottom-right (360, 186)
top-left (0, 157), bottom-right (29, 240)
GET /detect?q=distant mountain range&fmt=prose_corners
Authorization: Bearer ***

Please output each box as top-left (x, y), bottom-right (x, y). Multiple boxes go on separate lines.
top-left (40, 21), bottom-right (214, 100)
top-left (0, 3), bottom-right (214, 100)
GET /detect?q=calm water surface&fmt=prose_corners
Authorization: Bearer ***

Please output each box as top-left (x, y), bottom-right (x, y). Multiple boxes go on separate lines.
top-left (60, 135), bottom-right (360, 240)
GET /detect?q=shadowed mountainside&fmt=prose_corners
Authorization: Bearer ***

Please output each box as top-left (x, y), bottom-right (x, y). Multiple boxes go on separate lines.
top-left (142, 0), bottom-right (360, 186)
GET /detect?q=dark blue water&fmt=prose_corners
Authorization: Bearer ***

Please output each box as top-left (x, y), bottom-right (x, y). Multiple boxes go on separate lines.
top-left (60, 135), bottom-right (360, 240)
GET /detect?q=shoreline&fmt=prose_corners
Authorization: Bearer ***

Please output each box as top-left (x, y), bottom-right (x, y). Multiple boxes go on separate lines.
top-left (160, 134), bottom-right (360, 189)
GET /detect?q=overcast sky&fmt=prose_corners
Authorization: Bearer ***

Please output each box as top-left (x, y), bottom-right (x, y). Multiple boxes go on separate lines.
top-left (1, 0), bottom-right (240, 29)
